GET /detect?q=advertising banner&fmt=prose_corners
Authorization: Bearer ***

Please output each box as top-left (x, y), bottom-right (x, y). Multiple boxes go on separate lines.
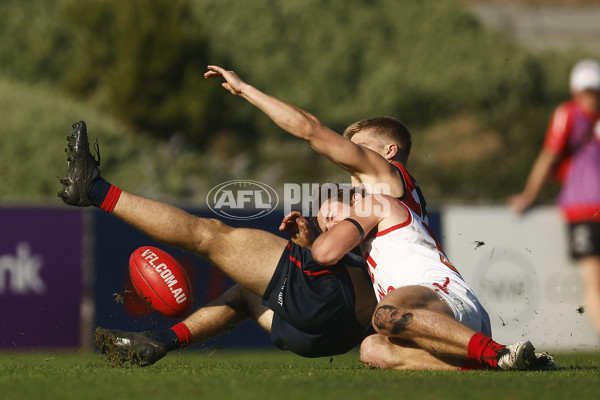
top-left (0, 208), bottom-right (84, 348)
top-left (442, 206), bottom-right (597, 350)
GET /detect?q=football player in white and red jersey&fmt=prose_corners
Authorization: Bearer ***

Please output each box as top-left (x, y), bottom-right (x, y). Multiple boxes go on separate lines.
top-left (510, 59), bottom-right (600, 339)
top-left (310, 186), bottom-right (557, 371)
top-left (341, 119), bottom-right (427, 222)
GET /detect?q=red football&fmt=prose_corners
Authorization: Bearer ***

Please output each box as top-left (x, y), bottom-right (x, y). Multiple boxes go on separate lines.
top-left (128, 246), bottom-right (193, 318)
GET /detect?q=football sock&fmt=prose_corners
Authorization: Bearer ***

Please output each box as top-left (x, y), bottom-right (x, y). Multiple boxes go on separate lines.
top-left (149, 323), bottom-right (192, 351)
top-left (88, 177), bottom-right (122, 212)
top-left (170, 323), bottom-right (193, 348)
top-left (467, 332), bottom-right (506, 369)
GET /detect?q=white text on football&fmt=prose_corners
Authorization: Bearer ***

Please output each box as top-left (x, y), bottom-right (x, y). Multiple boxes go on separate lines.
top-left (142, 249), bottom-right (187, 304)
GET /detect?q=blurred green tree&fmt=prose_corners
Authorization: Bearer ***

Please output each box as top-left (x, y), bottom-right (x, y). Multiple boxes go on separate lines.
top-left (0, 0), bottom-right (593, 203)
top-left (0, 0), bottom-right (69, 82)
top-left (194, 0), bottom-right (542, 130)
top-left (59, 0), bottom-right (220, 145)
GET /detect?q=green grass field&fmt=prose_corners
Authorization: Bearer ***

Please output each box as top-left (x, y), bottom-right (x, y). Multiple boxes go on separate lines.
top-left (1, 350), bottom-right (599, 400)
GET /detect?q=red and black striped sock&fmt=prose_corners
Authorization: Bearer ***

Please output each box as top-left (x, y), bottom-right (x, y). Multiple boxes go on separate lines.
top-left (170, 323), bottom-right (192, 348)
top-left (467, 332), bottom-right (506, 369)
top-left (88, 177), bottom-right (122, 213)
top-left (149, 323), bottom-right (192, 351)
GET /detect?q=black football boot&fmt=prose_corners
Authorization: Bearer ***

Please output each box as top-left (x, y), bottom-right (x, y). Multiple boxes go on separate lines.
top-left (58, 120), bottom-right (101, 207)
top-left (94, 328), bottom-right (168, 367)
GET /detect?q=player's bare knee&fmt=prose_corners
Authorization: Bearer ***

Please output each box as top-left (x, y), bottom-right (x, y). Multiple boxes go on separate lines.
top-left (372, 304), bottom-right (414, 336)
top-left (222, 285), bottom-right (250, 317)
top-left (359, 336), bottom-right (379, 365)
top-left (192, 217), bottom-right (233, 254)
top-left (359, 335), bottom-right (390, 369)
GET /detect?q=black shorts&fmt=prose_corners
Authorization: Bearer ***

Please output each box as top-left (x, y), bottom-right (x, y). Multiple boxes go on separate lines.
top-left (262, 242), bottom-right (366, 358)
top-left (568, 221), bottom-right (600, 260)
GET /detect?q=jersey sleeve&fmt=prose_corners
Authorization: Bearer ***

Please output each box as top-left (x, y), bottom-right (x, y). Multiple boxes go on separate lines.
top-left (543, 103), bottom-right (573, 155)
top-left (390, 162), bottom-right (426, 221)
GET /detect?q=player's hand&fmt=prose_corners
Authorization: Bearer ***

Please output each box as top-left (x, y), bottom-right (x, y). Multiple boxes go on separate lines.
top-left (204, 65), bottom-right (247, 96)
top-left (507, 192), bottom-right (533, 216)
top-left (279, 211), bottom-right (315, 248)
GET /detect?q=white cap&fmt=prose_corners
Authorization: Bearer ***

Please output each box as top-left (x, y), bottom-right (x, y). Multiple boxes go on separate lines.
top-left (570, 59), bottom-right (600, 93)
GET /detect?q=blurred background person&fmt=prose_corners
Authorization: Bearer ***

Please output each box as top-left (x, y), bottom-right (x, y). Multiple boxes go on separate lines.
top-left (509, 59), bottom-right (600, 341)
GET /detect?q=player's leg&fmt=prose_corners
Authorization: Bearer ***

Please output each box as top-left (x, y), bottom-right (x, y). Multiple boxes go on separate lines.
top-left (95, 284), bottom-right (274, 366)
top-left (372, 285), bottom-right (475, 357)
top-left (370, 285), bottom-right (549, 370)
top-left (182, 284), bottom-right (273, 343)
top-left (569, 222), bottom-right (600, 338)
top-left (58, 120), bottom-right (286, 295)
top-left (360, 334), bottom-right (463, 371)
top-left (578, 255), bottom-right (600, 336)
top-left (112, 191), bottom-right (286, 295)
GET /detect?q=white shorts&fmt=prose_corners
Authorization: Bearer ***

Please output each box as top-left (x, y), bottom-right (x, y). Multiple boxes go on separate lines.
top-left (420, 276), bottom-right (492, 336)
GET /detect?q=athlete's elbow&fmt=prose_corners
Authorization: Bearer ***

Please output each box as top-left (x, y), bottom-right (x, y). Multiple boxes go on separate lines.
top-left (299, 117), bottom-right (325, 142)
top-left (312, 244), bottom-right (341, 266)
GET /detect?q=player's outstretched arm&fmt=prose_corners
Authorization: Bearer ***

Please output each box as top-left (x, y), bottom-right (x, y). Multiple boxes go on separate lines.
top-left (204, 65), bottom-right (395, 181)
top-left (508, 149), bottom-right (559, 215)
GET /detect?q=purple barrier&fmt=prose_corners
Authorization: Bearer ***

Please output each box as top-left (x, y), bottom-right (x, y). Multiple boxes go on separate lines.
top-left (0, 208), bottom-right (84, 348)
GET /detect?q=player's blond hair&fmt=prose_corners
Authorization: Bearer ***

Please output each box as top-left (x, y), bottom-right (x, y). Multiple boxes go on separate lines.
top-left (343, 117), bottom-right (412, 164)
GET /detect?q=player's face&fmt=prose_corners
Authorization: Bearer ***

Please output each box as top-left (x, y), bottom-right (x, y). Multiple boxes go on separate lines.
top-left (350, 131), bottom-right (386, 157)
top-left (317, 199), bottom-right (352, 232)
